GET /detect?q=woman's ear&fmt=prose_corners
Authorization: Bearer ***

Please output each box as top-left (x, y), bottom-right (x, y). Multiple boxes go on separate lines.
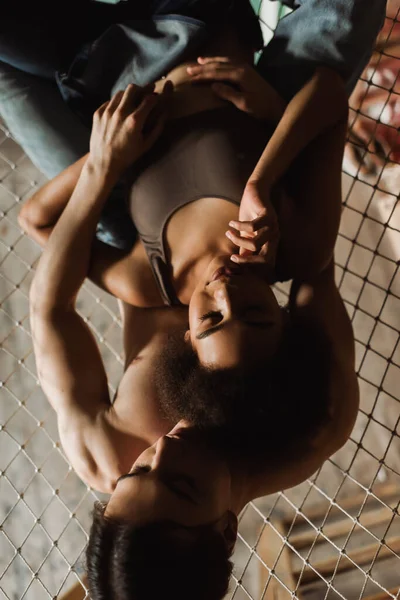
top-left (184, 330), bottom-right (191, 343)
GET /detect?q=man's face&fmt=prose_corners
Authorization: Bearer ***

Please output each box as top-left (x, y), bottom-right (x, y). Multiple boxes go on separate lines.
top-left (105, 425), bottom-right (232, 527)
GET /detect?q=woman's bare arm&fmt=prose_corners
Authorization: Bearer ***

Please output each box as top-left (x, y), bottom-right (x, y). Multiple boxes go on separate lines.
top-left (194, 63), bottom-right (348, 277)
top-left (263, 69), bottom-right (348, 278)
top-left (250, 66), bottom-right (348, 187)
top-left (276, 116), bottom-right (348, 279)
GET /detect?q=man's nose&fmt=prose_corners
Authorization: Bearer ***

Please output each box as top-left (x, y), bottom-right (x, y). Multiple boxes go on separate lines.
top-left (152, 437), bottom-right (167, 467)
top-left (152, 435), bottom-right (176, 468)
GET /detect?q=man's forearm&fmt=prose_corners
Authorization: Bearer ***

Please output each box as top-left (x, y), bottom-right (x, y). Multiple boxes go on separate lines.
top-left (30, 160), bottom-right (118, 310)
top-left (250, 67), bottom-right (349, 187)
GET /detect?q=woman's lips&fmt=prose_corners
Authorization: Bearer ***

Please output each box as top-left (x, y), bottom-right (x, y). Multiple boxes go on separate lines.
top-left (211, 266), bottom-right (242, 282)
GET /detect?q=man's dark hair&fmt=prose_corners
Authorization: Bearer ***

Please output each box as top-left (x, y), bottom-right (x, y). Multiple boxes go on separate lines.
top-left (154, 313), bottom-right (332, 473)
top-left (86, 502), bottom-right (233, 600)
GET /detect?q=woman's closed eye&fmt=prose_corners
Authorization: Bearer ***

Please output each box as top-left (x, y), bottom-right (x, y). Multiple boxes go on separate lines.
top-left (199, 308), bottom-right (271, 324)
top-left (199, 310), bottom-right (222, 324)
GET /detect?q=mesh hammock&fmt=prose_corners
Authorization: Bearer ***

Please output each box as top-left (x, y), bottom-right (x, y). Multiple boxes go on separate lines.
top-left (0, 2), bottom-right (400, 598)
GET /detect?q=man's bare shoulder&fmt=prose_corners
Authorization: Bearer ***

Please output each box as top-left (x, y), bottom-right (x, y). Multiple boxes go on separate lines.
top-left (82, 306), bottom-right (187, 491)
top-left (58, 409), bottom-right (138, 494)
top-left (61, 306), bottom-right (187, 493)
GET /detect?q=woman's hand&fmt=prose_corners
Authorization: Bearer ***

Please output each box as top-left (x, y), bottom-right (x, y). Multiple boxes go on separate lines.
top-left (89, 81), bottom-right (173, 179)
top-left (226, 181), bottom-right (280, 278)
top-left (187, 57), bottom-right (285, 122)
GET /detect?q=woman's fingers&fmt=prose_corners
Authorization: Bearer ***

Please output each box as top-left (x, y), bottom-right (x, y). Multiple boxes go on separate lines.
top-left (230, 253), bottom-right (270, 265)
top-left (211, 83), bottom-right (246, 110)
top-left (197, 56), bottom-right (233, 64)
top-left (229, 215), bottom-right (274, 233)
top-left (188, 63), bottom-right (243, 83)
top-left (229, 219), bottom-right (258, 234)
top-left (226, 229), bottom-right (258, 252)
top-left (226, 225), bottom-right (271, 252)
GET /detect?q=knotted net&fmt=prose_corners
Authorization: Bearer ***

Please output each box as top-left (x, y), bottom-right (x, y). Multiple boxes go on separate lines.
top-left (0, 2), bottom-right (399, 598)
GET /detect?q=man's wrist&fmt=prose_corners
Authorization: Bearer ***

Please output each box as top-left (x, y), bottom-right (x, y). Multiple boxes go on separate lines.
top-left (85, 155), bottom-right (121, 188)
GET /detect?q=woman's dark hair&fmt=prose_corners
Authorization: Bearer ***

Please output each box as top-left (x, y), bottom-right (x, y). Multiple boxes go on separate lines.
top-left (86, 503), bottom-right (233, 600)
top-left (154, 312), bottom-right (333, 473)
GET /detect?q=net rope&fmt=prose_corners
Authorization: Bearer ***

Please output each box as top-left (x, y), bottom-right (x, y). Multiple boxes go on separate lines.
top-left (1, 2), bottom-right (400, 599)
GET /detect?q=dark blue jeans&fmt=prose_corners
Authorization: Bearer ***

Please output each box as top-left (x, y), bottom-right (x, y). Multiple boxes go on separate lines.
top-left (0, 0), bottom-right (261, 78)
top-left (0, 0), bottom-right (386, 247)
top-left (0, 0), bottom-right (261, 249)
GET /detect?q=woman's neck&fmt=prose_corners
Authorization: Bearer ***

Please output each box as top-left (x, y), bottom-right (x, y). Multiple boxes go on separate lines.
top-left (166, 197), bottom-right (239, 305)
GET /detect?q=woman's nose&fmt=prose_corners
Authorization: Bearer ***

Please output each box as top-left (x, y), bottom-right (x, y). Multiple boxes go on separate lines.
top-left (213, 285), bottom-right (241, 314)
top-left (213, 284), bottom-right (233, 303)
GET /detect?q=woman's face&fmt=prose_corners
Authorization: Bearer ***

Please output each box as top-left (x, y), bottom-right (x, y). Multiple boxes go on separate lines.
top-left (188, 256), bottom-right (284, 368)
top-left (105, 424), bottom-right (232, 527)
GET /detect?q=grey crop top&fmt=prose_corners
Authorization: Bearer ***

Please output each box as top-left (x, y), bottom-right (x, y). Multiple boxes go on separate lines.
top-left (129, 106), bottom-right (273, 306)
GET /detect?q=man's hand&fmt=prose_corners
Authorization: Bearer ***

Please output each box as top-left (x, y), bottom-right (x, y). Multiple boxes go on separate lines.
top-left (226, 180), bottom-right (280, 279)
top-left (90, 81), bottom-right (173, 178)
top-left (187, 57), bottom-right (285, 122)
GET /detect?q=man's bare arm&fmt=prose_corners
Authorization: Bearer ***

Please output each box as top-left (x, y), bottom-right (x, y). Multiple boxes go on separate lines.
top-left (29, 159), bottom-right (121, 489)
top-left (30, 85), bottom-right (168, 491)
top-left (19, 153), bottom-right (152, 305)
top-left (30, 159), bottom-right (117, 310)
top-left (18, 153), bottom-right (89, 246)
